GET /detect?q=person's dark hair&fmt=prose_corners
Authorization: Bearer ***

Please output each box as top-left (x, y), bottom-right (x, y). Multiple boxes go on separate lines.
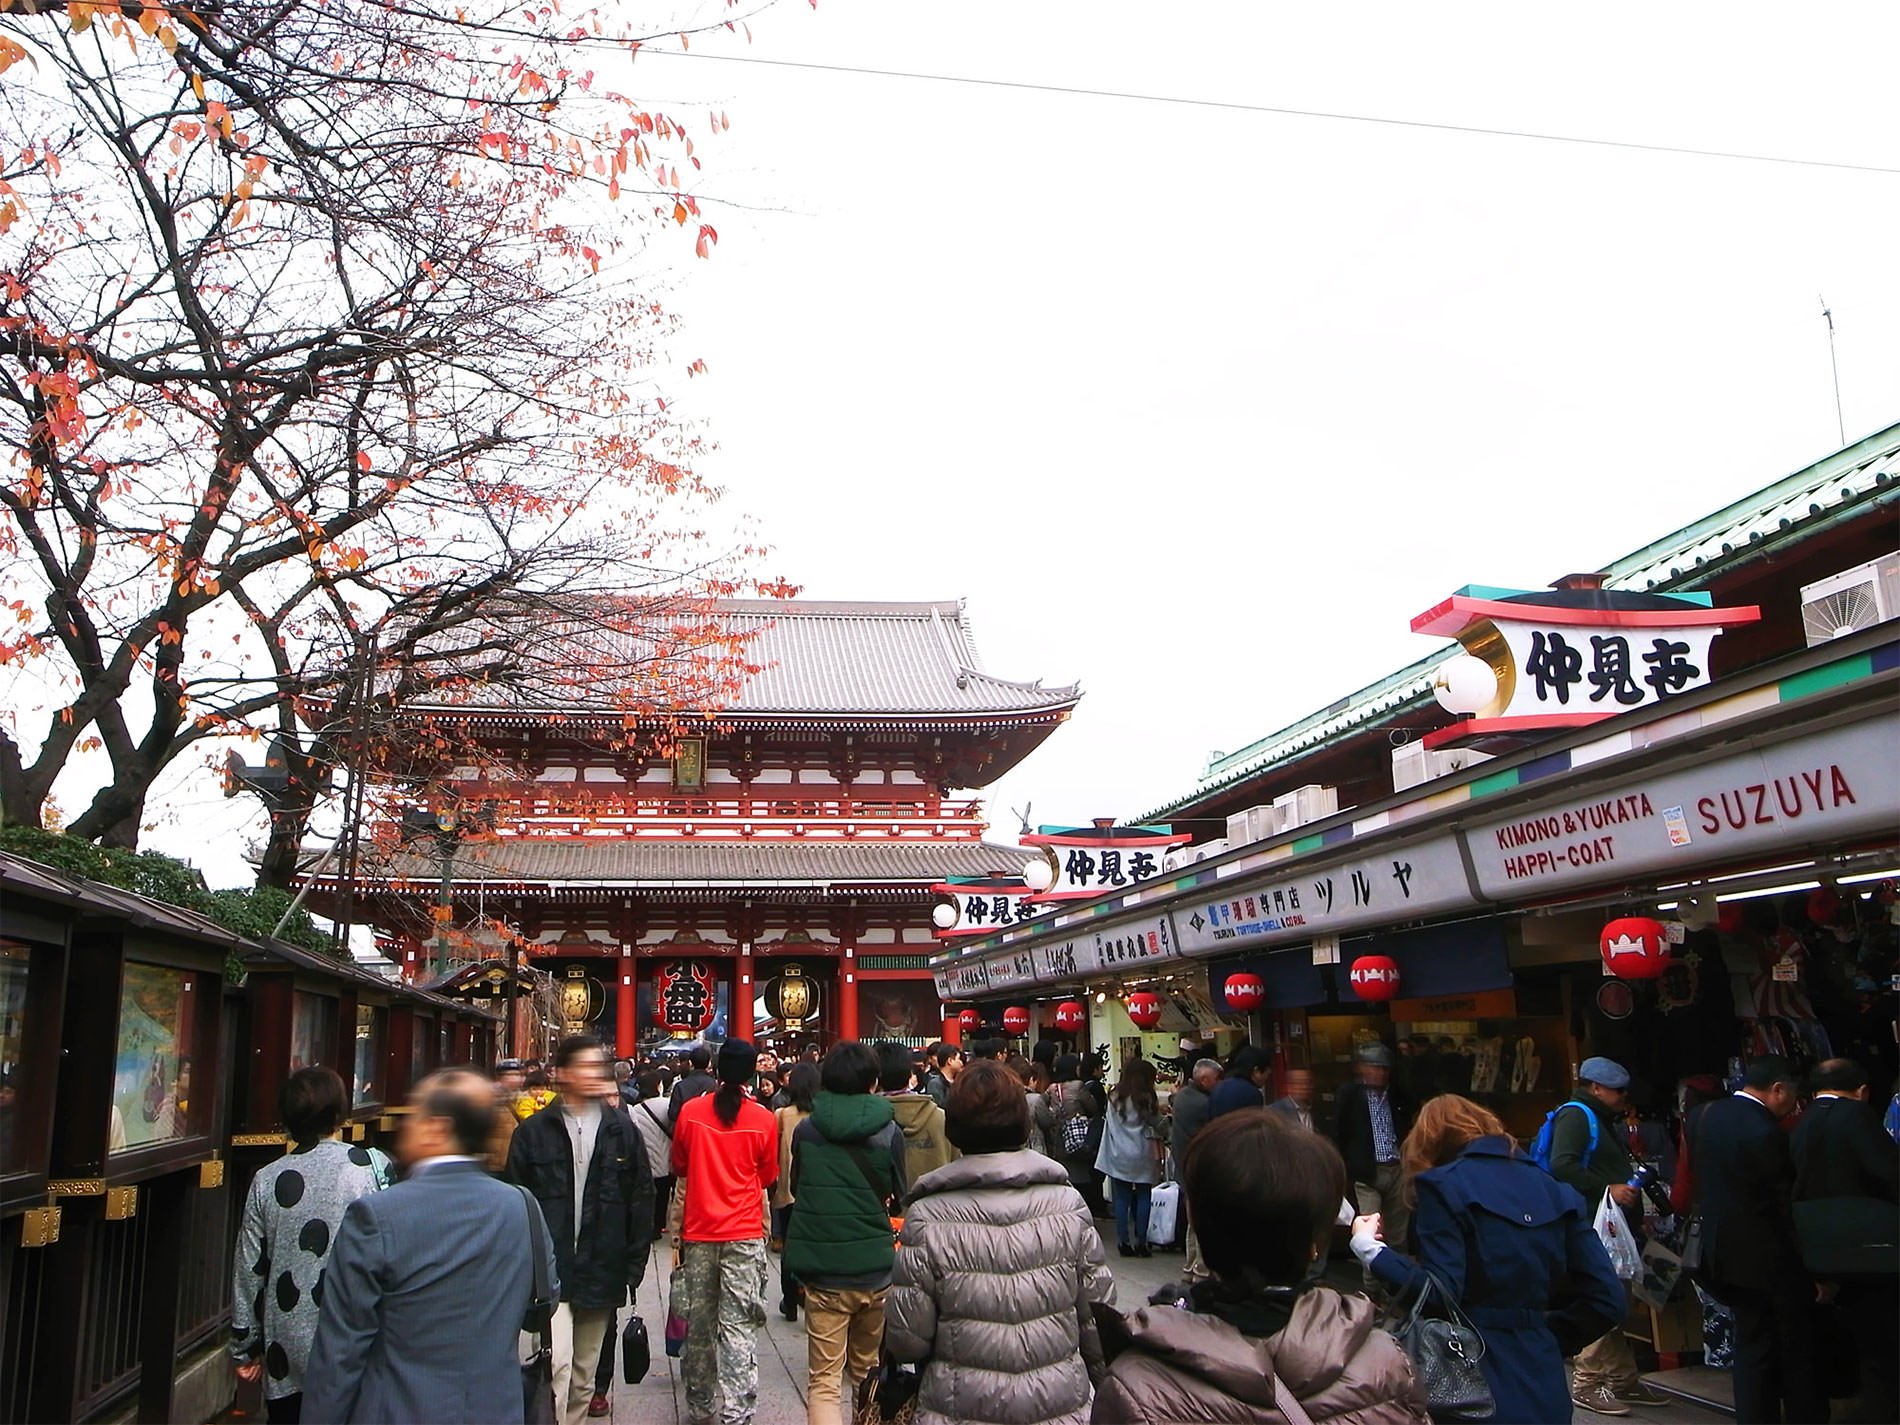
top-left (1110, 1057), bottom-right (1159, 1117)
top-left (1809, 1058), bottom-right (1868, 1094)
top-left (970, 1037), bottom-right (1006, 1061)
top-left (875, 1041), bottom-right (915, 1093)
top-left (1183, 1110), bottom-right (1348, 1287)
top-left (1225, 1044), bottom-right (1269, 1081)
top-left (688, 1045), bottom-right (712, 1072)
top-left (713, 1039), bottom-right (758, 1127)
top-left (1027, 1061), bottom-right (1052, 1092)
top-left (926, 1041), bottom-right (955, 1068)
top-left (555, 1033), bottom-right (604, 1070)
top-left (524, 1068), bottom-right (551, 1090)
top-left (821, 1040), bottom-right (880, 1095)
top-left (1032, 1039), bottom-right (1059, 1069)
top-left (415, 1069), bottom-right (494, 1157)
top-left (944, 1059), bottom-right (1031, 1155)
top-left (1004, 1053), bottom-right (1032, 1086)
top-left (1052, 1053), bottom-right (1081, 1082)
top-left (1744, 1055), bottom-right (1799, 1091)
top-left (785, 1061), bottom-right (820, 1113)
top-left (636, 1069), bottom-right (666, 1102)
top-left (281, 1065), bottom-right (348, 1143)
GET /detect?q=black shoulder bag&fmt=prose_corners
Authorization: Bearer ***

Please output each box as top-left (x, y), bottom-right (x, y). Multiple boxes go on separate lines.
top-left (516, 1186), bottom-right (558, 1425)
top-left (1383, 1270), bottom-right (1495, 1423)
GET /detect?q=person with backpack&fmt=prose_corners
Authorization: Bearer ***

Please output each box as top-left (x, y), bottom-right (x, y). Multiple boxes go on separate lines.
top-left (1051, 1052), bottom-right (1109, 1217)
top-left (1539, 1056), bottom-right (1669, 1418)
top-left (876, 1040), bottom-right (958, 1183)
top-left (784, 1042), bottom-right (908, 1425)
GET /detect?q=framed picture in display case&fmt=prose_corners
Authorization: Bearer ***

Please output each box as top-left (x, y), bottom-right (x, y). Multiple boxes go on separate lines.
top-left (354, 1004), bottom-right (386, 1108)
top-left (109, 961), bottom-right (201, 1154)
top-left (292, 991), bottom-right (338, 1071)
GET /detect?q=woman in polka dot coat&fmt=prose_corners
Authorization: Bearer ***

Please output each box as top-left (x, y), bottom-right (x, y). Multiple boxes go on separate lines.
top-left (231, 1067), bottom-right (392, 1421)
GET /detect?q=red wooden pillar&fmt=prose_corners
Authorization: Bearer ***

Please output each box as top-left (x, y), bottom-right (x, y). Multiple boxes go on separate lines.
top-left (838, 941), bottom-right (859, 1042)
top-left (735, 951), bottom-right (754, 1041)
top-left (615, 952), bottom-right (636, 1058)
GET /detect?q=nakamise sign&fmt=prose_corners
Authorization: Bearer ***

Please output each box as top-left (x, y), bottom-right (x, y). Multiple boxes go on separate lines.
top-left (1467, 716), bottom-right (1898, 897)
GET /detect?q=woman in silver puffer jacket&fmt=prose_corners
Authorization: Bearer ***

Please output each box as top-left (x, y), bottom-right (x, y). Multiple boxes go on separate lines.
top-left (886, 1060), bottom-right (1115, 1425)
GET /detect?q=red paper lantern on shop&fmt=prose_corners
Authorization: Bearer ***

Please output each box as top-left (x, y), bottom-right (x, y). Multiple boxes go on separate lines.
top-left (1125, 992), bottom-right (1163, 1029)
top-left (1223, 973), bottom-right (1266, 1012)
top-left (957, 1007), bottom-right (983, 1034)
top-left (1599, 917), bottom-right (1671, 980)
top-left (1001, 1006), bottom-right (1031, 1036)
top-left (1349, 956), bottom-right (1402, 1001)
top-left (1053, 1001), bottom-right (1086, 1034)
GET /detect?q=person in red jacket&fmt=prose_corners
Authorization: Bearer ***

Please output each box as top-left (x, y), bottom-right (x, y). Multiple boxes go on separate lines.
top-left (671, 1039), bottom-right (778, 1425)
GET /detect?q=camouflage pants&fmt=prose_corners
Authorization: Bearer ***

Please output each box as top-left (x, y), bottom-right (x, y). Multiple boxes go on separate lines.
top-left (673, 1237), bottom-right (768, 1425)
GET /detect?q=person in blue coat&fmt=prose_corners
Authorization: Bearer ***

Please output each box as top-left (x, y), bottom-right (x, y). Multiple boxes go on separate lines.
top-left (1351, 1094), bottom-right (1624, 1425)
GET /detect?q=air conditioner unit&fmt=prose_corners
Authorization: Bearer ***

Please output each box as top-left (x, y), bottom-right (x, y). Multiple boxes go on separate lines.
top-left (1272, 784), bottom-right (1338, 833)
top-left (1391, 741), bottom-right (1495, 794)
top-left (1225, 804), bottom-right (1282, 847)
top-left (1800, 552), bottom-right (1900, 647)
top-left (1164, 838), bottom-right (1229, 872)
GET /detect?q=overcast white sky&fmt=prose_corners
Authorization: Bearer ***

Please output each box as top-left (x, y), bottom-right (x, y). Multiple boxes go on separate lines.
top-left (146, 0), bottom-right (1900, 881)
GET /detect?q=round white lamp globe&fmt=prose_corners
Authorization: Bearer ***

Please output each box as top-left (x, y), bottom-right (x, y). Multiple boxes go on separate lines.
top-left (1432, 654), bottom-right (1498, 716)
top-left (1021, 856), bottom-right (1056, 892)
top-left (930, 901), bottom-right (958, 929)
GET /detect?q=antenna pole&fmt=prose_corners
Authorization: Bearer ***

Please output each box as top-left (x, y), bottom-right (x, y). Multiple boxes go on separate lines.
top-left (1820, 296), bottom-right (1846, 447)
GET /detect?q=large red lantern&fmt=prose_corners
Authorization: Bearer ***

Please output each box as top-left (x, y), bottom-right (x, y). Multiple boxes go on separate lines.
top-left (1125, 991), bottom-right (1163, 1029)
top-left (1349, 955), bottom-right (1402, 1001)
top-left (1001, 1006), bottom-right (1031, 1036)
top-left (1223, 973), bottom-right (1265, 1012)
top-left (1053, 1001), bottom-right (1086, 1034)
top-left (956, 1007), bottom-right (983, 1034)
top-left (653, 960), bottom-right (717, 1035)
top-left (1600, 917), bottom-right (1670, 979)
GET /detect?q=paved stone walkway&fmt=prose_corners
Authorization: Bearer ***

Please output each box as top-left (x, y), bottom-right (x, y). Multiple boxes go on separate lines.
top-left (595, 1226), bottom-right (1733, 1424)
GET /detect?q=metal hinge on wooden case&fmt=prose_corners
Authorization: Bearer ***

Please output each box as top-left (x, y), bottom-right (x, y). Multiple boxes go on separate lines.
top-left (18, 1206), bottom-right (61, 1248)
top-left (199, 1155), bottom-right (225, 1188)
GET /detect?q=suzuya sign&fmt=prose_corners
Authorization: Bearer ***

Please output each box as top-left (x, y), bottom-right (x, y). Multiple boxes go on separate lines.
top-left (1412, 585), bottom-right (1759, 749)
top-left (1467, 715), bottom-right (1898, 898)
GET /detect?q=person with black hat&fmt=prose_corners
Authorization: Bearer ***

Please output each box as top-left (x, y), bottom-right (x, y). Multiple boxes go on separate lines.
top-left (1552, 1055), bottom-right (1669, 1417)
top-left (671, 1039), bottom-right (779, 1425)
top-left (1332, 1042), bottom-right (1414, 1254)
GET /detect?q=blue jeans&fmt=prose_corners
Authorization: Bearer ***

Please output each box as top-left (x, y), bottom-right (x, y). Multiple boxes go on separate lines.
top-left (1110, 1177), bottom-right (1152, 1247)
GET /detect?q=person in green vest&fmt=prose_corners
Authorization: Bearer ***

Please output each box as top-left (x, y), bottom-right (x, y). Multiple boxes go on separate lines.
top-left (784, 1040), bottom-right (909, 1425)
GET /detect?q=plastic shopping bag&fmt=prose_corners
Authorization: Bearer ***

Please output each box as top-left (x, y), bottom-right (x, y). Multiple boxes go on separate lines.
top-left (1593, 1193), bottom-right (1642, 1281)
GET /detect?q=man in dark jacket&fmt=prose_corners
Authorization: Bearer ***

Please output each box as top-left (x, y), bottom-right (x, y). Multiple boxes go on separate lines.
top-left (507, 1034), bottom-right (654, 1425)
top-left (666, 1044), bottom-right (715, 1129)
top-left (1332, 1043), bottom-right (1414, 1262)
top-left (1792, 1057), bottom-right (1898, 1423)
top-left (785, 1041), bottom-right (908, 1425)
top-left (1695, 1055), bottom-right (1823, 1425)
top-left (1549, 1055), bottom-right (1664, 1416)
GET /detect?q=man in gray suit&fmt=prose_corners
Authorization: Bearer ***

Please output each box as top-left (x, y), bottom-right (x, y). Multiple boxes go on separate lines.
top-left (305, 1070), bottom-right (558, 1424)
top-left (1267, 1067), bottom-right (1315, 1132)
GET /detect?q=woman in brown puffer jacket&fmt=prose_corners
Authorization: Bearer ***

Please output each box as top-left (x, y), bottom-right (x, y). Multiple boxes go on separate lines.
top-left (1092, 1111), bottom-right (1427, 1425)
top-left (886, 1061), bottom-right (1114, 1425)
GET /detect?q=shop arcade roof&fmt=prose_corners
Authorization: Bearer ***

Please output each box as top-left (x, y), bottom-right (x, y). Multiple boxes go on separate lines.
top-left (1140, 422), bottom-right (1900, 822)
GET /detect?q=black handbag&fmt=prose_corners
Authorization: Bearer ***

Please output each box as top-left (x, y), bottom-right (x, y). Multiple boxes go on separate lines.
top-left (1385, 1271), bottom-right (1495, 1423)
top-left (516, 1187), bottom-right (558, 1425)
top-left (852, 1352), bottom-right (922, 1425)
top-left (622, 1313), bottom-right (651, 1384)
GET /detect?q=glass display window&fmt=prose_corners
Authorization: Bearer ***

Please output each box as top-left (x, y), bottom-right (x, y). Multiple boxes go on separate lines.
top-left (292, 992), bottom-right (338, 1071)
top-left (354, 1004), bottom-right (386, 1108)
top-left (109, 961), bottom-right (200, 1154)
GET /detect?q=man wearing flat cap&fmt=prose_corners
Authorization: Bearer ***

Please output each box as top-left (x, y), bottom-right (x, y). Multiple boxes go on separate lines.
top-left (1553, 1055), bottom-right (1669, 1417)
top-left (1333, 1042), bottom-right (1414, 1254)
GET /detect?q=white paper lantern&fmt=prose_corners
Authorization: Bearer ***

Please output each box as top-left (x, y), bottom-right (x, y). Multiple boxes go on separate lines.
top-left (1431, 653), bottom-right (1499, 716)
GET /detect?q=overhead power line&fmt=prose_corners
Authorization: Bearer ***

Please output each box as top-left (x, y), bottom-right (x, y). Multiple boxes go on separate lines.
top-left (640, 48), bottom-right (1900, 177)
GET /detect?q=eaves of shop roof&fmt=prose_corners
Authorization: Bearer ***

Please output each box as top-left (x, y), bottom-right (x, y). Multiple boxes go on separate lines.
top-left (320, 837), bottom-right (1034, 887)
top-left (1, 849), bottom-right (247, 949)
top-left (1604, 422), bottom-right (1900, 593)
top-left (397, 599), bottom-right (1080, 720)
top-left (1138, 423), bottom-right (1900, 825)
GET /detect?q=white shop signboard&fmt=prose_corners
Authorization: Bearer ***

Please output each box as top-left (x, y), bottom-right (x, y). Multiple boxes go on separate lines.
top-left (1176, 835), bottom-right (1475, 955)
top-left (1468, 714), bottom-right (1899, 897)
top-left (940, 957), bottom-right (991, 999)
top-left (980, 945), bottom-right (1039, 992)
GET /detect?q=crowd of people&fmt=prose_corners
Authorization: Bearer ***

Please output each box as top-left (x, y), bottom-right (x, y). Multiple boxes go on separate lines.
top-left (226, 1032), bottom-right (1897, 1425)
